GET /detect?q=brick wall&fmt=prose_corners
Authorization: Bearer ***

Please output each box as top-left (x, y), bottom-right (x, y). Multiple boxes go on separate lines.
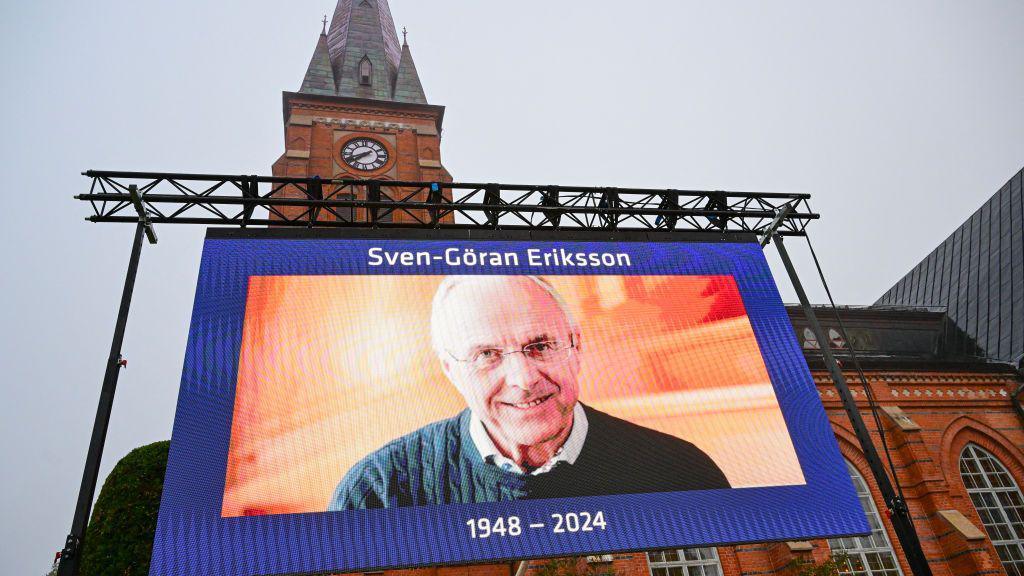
top-left (271, 93), bottom-right (452, 224)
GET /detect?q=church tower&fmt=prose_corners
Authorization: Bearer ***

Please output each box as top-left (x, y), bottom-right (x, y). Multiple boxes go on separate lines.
top-left (272, 0), bottom-right (451, 222)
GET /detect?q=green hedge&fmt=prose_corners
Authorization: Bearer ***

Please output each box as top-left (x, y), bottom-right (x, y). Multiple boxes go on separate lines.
top-left (81, 440), bottom-right (169, 576)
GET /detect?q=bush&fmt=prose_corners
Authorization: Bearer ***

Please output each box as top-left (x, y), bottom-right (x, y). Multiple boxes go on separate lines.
top-left (80, 440), bottom-right (170, 576)
top-left (790, 552), bottom-right (851, 576)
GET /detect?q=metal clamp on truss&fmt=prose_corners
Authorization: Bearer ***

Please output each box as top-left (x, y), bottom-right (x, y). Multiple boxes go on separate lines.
top-left (128, 184), bottom-right (158, 245)
top-left (758, 204), bottom-right (795, 247)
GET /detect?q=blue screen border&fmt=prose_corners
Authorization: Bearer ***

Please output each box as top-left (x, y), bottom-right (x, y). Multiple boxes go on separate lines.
top-left (150, 229), bottom-right (869, 576)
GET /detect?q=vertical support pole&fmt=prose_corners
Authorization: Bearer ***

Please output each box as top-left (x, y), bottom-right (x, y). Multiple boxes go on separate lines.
top-left (656, 190), bottom-right (679, 230)
top-left (58, 222), bottom-right (147, 576)
top-left (484, 184), bottom-right (501, 228)
top-left (368, 181), bottom-right (381, 225)
top-left (542, 186), bottom-right (562, 228)
top-left (308, 176), bottom-right (324, 226)
top-left (241, 176), bottom-right (257, 228)
top-left (598, 189), bottom-right (619, 229)
top-left (773, 235), bottom-right (933, 576)
top-left (428, 183), bottom-right (442, 227)
top-left (706, 192), bottom-right (729, 230)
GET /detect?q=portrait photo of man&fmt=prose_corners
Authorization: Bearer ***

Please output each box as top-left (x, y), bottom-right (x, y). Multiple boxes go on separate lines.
top-left (329, 275), bottom-right (730, 511)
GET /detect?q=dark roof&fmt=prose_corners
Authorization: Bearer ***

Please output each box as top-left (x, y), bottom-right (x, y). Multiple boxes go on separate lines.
top-left (393, 41), bottom-right (427, 104)
top-left (298, 0), bottom-right (427, 103)
top-left (328, 0), bottom-right (402, 73)
top-left (784, 304), bottom-right (1015, 371)
top-left (298, 33), bottom-right (336, 96)
top-left (876, 166), bottom-right (1023, 365)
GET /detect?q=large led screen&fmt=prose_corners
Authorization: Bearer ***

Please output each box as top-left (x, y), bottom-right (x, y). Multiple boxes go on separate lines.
top-left (151, 230), bottom-right (869, 576)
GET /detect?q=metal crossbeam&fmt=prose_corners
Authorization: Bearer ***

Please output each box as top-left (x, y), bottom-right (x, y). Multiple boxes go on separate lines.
top-left (62, 168), bottom-right (825, 576)
top-left (77, 171), bottom-right (817, 235)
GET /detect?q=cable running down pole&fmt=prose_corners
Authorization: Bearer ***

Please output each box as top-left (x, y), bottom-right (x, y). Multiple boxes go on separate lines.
top-left (770, 233), bottom-right (933, 576)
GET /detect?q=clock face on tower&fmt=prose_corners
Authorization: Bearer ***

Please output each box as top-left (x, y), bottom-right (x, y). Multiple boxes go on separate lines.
top-left (340, 137), bottom-right (390, 171)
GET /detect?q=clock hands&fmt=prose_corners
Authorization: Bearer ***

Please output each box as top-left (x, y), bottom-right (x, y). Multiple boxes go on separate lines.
top-left (342, 139), bottom-right (388, 171)
top-left (344, 149), bottom-right (375, 163)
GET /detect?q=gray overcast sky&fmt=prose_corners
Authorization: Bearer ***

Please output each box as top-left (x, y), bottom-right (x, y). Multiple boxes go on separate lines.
top-left (2, 1), bottom-right (1022, 573)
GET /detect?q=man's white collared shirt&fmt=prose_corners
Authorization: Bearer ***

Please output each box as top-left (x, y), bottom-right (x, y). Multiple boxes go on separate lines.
top-left (469, 403), bottom-right (589, 475)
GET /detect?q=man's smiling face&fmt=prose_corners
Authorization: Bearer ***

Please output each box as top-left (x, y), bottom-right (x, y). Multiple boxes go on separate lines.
top-left (435, 277), bottom-right (581, 455)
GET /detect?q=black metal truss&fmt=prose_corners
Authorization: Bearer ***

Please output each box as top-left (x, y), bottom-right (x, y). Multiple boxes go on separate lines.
top-left (78, 171), bottom-right (817, 235)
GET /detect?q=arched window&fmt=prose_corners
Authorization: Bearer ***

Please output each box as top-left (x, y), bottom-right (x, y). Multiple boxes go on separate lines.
top-left (359, 56), bottom-right (372, 86)
top-left (959, 444), bottom-right (1024, 575)
top-left (828, 461), bottom-right (903, 575)
top-left (647, 547), bottom-right (722, 576)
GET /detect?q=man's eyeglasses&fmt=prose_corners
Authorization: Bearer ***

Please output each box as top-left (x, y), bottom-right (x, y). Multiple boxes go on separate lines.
top-left (447, 338), bottom-right (576, 372)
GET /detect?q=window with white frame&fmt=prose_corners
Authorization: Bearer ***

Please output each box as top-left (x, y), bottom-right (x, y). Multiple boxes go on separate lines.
top-left (959, 443), bottom-right (1024, 576)
top-left (828, 460), bottom-right (904, 576)
top-left (647, 547), bottom-right (722, 576)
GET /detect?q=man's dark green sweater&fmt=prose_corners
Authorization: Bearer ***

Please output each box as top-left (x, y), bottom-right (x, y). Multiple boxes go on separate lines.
top-left (329, 404), bottom-right (729, 510)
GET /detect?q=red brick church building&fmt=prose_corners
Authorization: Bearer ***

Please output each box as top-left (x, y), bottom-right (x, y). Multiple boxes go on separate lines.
top-left (273, 2), bottom-right (1024, 575)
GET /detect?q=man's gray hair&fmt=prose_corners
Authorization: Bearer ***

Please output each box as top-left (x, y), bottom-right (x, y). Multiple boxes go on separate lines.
top-left (429, 275), bottom-right (581, 356)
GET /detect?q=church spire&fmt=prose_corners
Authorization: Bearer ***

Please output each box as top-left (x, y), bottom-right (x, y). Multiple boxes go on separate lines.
top-left (393, 31), bottom-right (427, 104)
top-left (298, 27), bottom-right (336, 96)
top-left (297, 0), bottom-right (426, 103)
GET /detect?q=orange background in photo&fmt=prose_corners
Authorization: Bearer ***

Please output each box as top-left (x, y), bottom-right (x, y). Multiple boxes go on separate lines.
top-left (222, 275), bottom-right (805, 517)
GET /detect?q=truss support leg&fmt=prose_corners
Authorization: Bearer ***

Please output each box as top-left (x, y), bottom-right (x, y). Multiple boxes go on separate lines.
top-left (772, 234), bottom-right (933, 576)
top-left (58, 222), bottom-right (147, 576)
